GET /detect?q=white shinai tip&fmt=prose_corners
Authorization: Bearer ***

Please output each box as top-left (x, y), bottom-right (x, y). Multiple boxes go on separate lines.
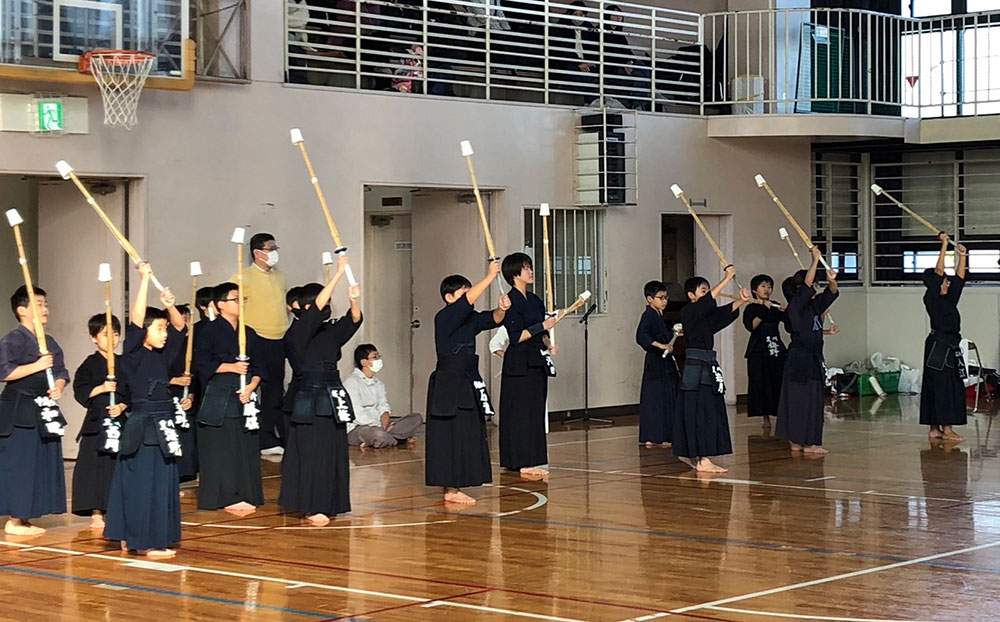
top-left (673, 323), bottom-right (683, 331)
top-left (580, 290), bottom-right (592, 301)
top-left (56, 160), bottom-right (74, 179)
top-left (754, 174), bottom-right (766, 187)
top-left (539, 203), bottom-right (550, 217)
top-left (5, 209), bottom-right (23, 227)
top-left (779, 227), bottom-right (789, 239)
top-left (98, 263), bottom-right (112, 282)
top-left (670, 184), bottom-right (683, 198)
top-left (190, 261), bottom-right (203, 277)
top-left (231, 227), bottom-right (246, 244)
top-left (290, 128), bottom-right (304, 144)
top-left (321, 251), bottom-right (334, 265)
top-left (871, 183), bottom-right (884, 195)
top-left (460, 140), bottom-right (474, 157)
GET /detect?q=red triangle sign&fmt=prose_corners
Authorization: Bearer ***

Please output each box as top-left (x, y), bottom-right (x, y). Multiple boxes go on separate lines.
top-left (906, 76), bottom-right (919, 87)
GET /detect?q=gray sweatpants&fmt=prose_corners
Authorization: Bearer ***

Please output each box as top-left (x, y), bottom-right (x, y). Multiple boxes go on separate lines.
top-left (347, 413), bottom-right (423, 448)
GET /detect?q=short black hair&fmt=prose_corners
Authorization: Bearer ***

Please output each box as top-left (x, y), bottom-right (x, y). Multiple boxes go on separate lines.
top-left (249, 233), bottom-right (275, 256)
top-left (353, 343), bottom-right (378, 369)
top-left (750, 274), bottom-right (774, 298)
top-left (286, 286), bottom-right (303, 307)
top-left (10, 285), bottom-right (46, 320)
top-left (175, 303), bottom-right (191, 318)
top-left (297, 283), bottom-right (324, 309)
top-left (607, 4), bottom-right (622, 12)
top-left (143, 306), bottom-right (169, 329)
top-left (195, 286), bottom-right (215, 314)
top-left (684, 277), bottom-right (709, 295)
top-left (87, 313), bottom-right (121, 338)
top-left (782, 269), bottom-right (808, 301)
top-left (213, 282), bottom-right (239, 305)
top-left (440, 275), bottom-right (472, 301)
top-left (502, 252), bottom-right (533, 286)
top-left (922, 267), bottom-right (945, 291)
top-left (643, 280), bottom-right (667, 299)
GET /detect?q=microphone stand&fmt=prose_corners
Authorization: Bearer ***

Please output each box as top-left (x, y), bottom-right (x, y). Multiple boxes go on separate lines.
top-left (563, 303), bottom-right (612, 426)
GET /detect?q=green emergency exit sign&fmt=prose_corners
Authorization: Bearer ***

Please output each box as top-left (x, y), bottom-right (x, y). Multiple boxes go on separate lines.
top-left (36, 100), bottom-right (63, 132)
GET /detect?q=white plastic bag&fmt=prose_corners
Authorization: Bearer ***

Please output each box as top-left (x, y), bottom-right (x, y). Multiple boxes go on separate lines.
top-left (897, 365), bottom-right (922, 394)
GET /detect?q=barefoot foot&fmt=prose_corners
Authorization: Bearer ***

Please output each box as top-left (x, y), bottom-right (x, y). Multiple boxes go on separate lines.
top-left (144, 549), bottom-right (176, 559)
top-left (661, 441), bottom-right (672, 449)
top-left (4, 520), bottom-right (45, 537)
top-left (929, 427), bottom-right (944, 439)
top-left (224, 501), bottom-right (256, 515)
top-left (89, 513), bottom-right (105, 530)
top-left (803, 445), bottom-right (829, 455)
top-left (444, 489), bottom-right (477, 505)
top-left (306, 513), bottom-right (330, 526)
top-left (789, 443), bottom-right (803, 452)
top-left (694, 458), bottom-right (728, 473)
top-left (644, 441), bottom-right (655, 448)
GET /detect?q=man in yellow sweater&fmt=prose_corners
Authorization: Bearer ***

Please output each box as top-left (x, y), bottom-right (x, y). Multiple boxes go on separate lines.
top-left (233, 233), bottom-right (289, 455)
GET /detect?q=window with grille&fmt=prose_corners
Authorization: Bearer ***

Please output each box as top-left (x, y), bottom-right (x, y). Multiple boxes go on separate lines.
top-left (872, 148), bottom-right (1000, 284)
top-left (523, 207), bottom-right (605, 314)
top-left (812, 153), bottom-right (862, 282)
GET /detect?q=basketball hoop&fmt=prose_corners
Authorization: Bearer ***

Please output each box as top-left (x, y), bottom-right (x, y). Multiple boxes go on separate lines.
top-left (79, 50), bottom-right (156, 130)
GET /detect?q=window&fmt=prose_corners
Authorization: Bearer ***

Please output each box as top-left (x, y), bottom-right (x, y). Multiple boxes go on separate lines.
top-left (812, 154), bottom-right (862, 282)
top-left (910, 0), bottom-right (953, 18)
top-left (872, 149), bottom-right (1000, 284)
top-left (523, 207), bottom-right (605, 314)
top-left (968, 1), bottom-right (998, 12)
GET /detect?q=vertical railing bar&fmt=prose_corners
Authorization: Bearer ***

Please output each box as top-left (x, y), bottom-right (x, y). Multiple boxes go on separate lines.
top-left (422, 0), bottom-right (429, 94)
top-left (355, 0), bottom-right (361, 89)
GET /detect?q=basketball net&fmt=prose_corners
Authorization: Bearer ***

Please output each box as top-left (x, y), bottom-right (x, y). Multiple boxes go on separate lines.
top-left (80, 50), bottom-right (156, 130)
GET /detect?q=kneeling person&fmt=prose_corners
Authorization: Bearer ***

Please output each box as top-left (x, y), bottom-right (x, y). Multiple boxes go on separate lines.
top-left (344, 344), bottom-right (422, 448)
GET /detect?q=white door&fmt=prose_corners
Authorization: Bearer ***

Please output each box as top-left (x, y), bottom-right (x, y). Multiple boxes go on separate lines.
top-left (364, 213), bottom-right (413, 413)
top-left (410, 191), bottom-right (492, 413)
top-left (37, 179), bottom-right (128, 458)
top-left (693, 214), bottom-right (736, 405)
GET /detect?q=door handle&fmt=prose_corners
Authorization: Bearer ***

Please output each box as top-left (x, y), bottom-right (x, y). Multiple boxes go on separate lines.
top-left (410, 319), bottom-right (421, 329)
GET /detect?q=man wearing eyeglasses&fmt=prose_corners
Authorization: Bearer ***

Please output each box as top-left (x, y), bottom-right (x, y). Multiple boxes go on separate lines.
top-left (232, 233), bottom-right (289, 456)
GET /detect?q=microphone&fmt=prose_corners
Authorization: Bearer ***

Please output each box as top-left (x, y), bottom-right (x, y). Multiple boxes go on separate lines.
top-left (579, 303), bottom-right (598, 323)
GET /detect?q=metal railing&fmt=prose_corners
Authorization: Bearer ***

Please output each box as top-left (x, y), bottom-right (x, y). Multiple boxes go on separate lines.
top-left (703, 7), bottom-right (1000, 119)
top-left (284, 0), bottom-right (700, 112)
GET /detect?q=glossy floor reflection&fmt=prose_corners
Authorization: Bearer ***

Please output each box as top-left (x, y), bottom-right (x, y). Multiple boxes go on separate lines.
top-left (4, 395), bottom-right (1000, 621)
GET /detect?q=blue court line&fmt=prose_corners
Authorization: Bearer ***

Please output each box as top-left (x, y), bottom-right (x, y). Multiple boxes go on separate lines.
top-left (367, 501), bottom-right (1000, 575)
top-left (0, 564), bottom-right (368, 620)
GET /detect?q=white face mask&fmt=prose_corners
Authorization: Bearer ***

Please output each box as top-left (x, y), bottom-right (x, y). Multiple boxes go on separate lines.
top-left (263, 250), bottom-right (279, 267)
top-left (369, 359), bottom-right (384, 374)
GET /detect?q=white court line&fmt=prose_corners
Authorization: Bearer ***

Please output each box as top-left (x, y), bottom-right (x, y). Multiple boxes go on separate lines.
top-left (708, 605), bottom-right (937, 622)
top-left (422, 600), bottom-right (586, 622)
top-left (275, 519), bottom-right (456, 530)
top-left (805, 476), bottom-right (837, 482)
top-left (0, 538), bottom-right (579, 621)
top-left (669, 539), bottom-right (1000, 615)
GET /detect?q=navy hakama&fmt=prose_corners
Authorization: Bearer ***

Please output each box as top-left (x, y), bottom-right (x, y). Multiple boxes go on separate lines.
top-left (635, 306), bottom-right (678, 444)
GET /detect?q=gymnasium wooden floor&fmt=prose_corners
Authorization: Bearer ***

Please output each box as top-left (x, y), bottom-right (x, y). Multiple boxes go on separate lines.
top-left (4, 395), bottom-right (1000, 621)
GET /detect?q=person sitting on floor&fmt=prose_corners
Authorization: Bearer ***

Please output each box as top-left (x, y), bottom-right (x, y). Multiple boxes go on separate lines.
top-left (343, 344), bottom-right (422, 448)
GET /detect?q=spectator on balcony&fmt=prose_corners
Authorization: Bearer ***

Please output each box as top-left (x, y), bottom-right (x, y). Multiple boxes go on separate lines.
top-left (549, 1), bottom-right (599, 104)
top-left (500, 0), bottom-right (546, 71)
top-left (602, 4), bottom-right (651, 110)
top-left (298, 0), bottom-right (381, 88)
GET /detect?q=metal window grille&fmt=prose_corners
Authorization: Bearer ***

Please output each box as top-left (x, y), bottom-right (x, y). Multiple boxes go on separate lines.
top-left (812, 153), bottom-right (862, 282)
top-left (871, 149), bottom-right (1000, 284)
top-left (523, 206), bottom-right (605, 314)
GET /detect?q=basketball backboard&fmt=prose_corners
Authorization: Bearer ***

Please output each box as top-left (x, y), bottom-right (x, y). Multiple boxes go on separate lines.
top-left (0, 0), bottom-right (191, 86)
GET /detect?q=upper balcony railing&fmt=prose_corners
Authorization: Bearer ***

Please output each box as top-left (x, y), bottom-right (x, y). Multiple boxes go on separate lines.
top-left (703, 7), bottom-right (1000, 119)
top-left (285, 0), bottom-right (701, 113)
top-left (284, 2), bottom-right (1000, 120)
